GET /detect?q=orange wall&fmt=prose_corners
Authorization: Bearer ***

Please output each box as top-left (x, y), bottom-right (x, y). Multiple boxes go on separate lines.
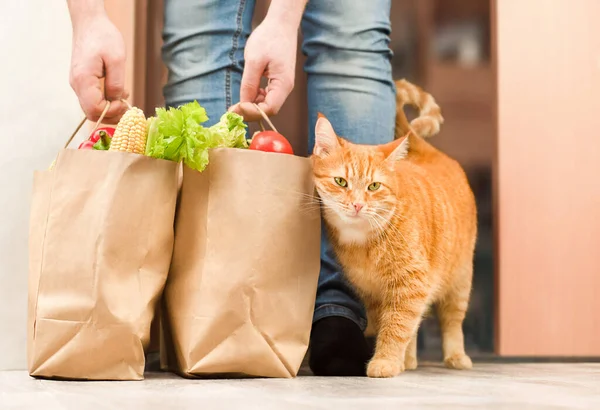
top-left (495, 0), bottom-right (600, 356)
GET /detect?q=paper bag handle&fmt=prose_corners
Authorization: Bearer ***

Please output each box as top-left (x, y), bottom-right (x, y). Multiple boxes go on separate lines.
top-left (63, 101), bottom-right (115, 149)
top-left (48, 100), bottom-right (129, 169)
top-left (252, 103), bottom-right (279, 134)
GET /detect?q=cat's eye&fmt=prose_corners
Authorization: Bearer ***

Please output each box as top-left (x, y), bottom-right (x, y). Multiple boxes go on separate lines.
top-left (368, 182), bottom-right (381, 191)
top-left (334, 177), bottom-right (348, 187)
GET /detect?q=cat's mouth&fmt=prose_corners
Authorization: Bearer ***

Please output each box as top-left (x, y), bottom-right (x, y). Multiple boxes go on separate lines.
top-left (322, 204), bottom-right (364, 223)
top-left (316, 191), bottom-right (368, 222)
top-left (338, 209), bottom-right (369, 223)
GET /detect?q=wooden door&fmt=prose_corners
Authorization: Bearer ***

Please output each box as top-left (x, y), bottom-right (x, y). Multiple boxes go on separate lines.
top-left (494, 0), bottom-right (600, 356)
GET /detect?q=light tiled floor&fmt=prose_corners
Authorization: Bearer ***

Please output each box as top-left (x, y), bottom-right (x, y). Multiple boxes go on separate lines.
top-left (1, 363), bottom-right (599, 409)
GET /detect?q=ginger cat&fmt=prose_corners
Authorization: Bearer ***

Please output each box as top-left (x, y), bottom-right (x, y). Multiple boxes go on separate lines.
top-left (311, 79), bottom-right (477, 378)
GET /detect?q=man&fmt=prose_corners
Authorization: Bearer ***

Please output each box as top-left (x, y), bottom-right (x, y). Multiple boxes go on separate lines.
top-left (67, 0), bottom-right (396, 376)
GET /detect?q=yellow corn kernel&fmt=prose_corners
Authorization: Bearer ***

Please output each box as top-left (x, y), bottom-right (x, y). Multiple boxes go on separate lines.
top-left (109, 107), bottom-right (147, 154)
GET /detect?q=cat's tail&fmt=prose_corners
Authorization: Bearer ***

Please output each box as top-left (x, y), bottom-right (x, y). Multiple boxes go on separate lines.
top-left (395, 79), bottom-right (444, 139)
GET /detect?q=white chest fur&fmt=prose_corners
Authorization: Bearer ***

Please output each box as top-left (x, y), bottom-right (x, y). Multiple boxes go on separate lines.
top-left (325, 209), bottom-right (373, 245)
top-left (337, 224), bottom-right (369, 245)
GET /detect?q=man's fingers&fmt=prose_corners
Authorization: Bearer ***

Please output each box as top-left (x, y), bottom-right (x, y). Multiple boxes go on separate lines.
top-left (255, 88), bottom-right (266, 104)
top-left (240, 58), bottom-right (265, 103)
top-left (98, 100), bottom-right (130, 124)
top-left (70, 63), bottom-right (129, 123)
top-left (228, 89), bottom-right (265, 115)
top-left (103, 51), bottom-right (126, 101)
top-left (99, 51), bottom-right (128, 123)
top-left (77, 83), bottom-right (128, 124)
top-left (228, 102), bottom-right (263, 122)
top-left (70, 65), bottom-right (104, 121)
top-left (228, 78), bottom-right (291, 122)
top-left (260, 77), bottom-right (293, 116)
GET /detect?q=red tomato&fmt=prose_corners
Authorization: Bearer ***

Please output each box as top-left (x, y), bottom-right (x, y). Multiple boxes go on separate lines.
top-left (248, 131), bottom-right (294, 155)
top-left (78, 140), bottom-right (95, 150)
top-left (89, 127), bottom-right (115, 143)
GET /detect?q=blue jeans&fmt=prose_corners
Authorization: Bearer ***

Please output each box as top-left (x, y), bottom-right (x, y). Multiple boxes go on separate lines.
top-left (163, 0), bottom-right (395, 331)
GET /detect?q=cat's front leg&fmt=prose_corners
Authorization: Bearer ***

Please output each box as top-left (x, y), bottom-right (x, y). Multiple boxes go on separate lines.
top-left (404, 331), bottom-right (418, 370)
top-left (364, 301), bottom-right (381, 337)
top-left (367, 296), bottom-right (428, 378)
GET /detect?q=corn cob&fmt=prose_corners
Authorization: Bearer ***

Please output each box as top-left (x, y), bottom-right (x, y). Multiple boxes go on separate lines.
top-left (109, 106), bottom-right (147, 154)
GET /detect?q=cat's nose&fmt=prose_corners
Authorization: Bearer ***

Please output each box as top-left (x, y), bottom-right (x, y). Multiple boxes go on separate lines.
top-left (353, 203), bottom-right (364, 213)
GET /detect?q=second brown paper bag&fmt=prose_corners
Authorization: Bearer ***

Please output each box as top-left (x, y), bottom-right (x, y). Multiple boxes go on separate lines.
top-left (162, 148), bottom-right (321, 378)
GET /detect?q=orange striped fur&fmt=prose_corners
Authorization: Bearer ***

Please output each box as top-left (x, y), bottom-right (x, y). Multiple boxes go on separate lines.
top-left (312, 79), bottom-right (477, 378)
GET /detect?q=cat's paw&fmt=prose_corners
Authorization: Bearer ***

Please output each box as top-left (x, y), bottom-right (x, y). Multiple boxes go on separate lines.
top-left (444, 353), bottom-right (473, 370)
top-left (404, 354), bottom-right (418, 370)
top-left (367, 358), bottom-right (404, 378)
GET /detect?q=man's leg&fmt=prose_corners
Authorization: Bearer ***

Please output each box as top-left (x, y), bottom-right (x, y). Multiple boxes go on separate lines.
top-left (302, 0), bottom-right (396, 376)
top-left (162, 0), bottom-right (256, 125)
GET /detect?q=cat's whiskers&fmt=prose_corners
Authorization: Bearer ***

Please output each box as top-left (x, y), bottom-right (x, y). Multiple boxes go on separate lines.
top-left (377, 214), bottom-right (406, 242)
top-left (366, 212), bottom-right (386, 238)
top-left (367, 210), bottom-right (408, 245)
top-left (320, 200), bottom-right (350, 221)
top-left (298, 208), bottom-right (324, 219)
top-left (366, 215), bottom-right (380, 240)
top-left (277, 190), bottom-right (325, 218)
top-left (273, 187), bottom-right (324, 206)
top-left (364, 213), bottom-right (407, 264)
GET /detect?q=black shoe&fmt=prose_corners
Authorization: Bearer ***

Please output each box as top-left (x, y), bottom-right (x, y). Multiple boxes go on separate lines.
top-left (309, 316), bottom-right (371, 376)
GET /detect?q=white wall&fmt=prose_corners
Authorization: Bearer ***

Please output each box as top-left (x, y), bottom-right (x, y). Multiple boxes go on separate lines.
top-left (0, 1), bottom-right (85, 370)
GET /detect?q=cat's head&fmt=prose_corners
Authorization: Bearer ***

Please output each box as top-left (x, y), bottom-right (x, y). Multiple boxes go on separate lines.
top-left (311, 114), bottom-right (410, 239)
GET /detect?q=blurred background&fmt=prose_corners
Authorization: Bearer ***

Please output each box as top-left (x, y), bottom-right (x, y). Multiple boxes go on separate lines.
top-left (388, 0), bottom-right (494, 359)
top-left (0, 0), bottom-right (598, 371)
top-left (254, 0), bottom-right (495, 359)
top-left (142, 0), bottom-right (495, 357)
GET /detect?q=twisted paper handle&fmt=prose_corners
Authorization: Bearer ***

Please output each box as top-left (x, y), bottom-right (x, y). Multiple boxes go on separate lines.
top-left (63, 101), bottom-right (113, 149)
top-left (49, 99), bottom-right (129, 169)
top-left (251, 103), bottom-right (278, 133)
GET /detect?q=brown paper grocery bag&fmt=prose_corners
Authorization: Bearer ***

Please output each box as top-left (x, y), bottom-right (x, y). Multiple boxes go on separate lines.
top-left (28, 115), bottom-right (179, 380)
top-left (162, 148), bottom-right (321, 378)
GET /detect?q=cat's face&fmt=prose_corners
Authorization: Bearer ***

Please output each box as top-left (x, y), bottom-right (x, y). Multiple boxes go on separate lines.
top-left (311, 114), bottom-right (409, 237)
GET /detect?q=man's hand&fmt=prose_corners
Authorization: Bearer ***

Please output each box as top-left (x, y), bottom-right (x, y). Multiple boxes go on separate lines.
top-left (229, 0), bottom-right (307, 122)
top-left (68, 1), bottom-right (129, 123)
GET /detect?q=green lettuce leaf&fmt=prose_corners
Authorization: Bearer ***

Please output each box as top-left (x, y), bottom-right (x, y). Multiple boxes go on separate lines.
top-left (184, 132), bottom-right (210, 171)
top-left (145, 117), bottom-right (159, 156)
top-left (144, 101), bottom-right (247, 172)
top-left (208, 112), bottom-right (249, 149)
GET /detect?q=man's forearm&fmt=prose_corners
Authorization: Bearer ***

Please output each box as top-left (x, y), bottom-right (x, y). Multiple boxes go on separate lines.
top-left (265, 0), bottom-right (308, 31)
top-left (67, 0), bottom-right (106, 30)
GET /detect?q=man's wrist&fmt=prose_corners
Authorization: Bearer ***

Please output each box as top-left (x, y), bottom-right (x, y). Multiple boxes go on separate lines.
top-left (67, 0), bottom-right (106, 31)
top-left (264, 0), bottom-right (307, 33)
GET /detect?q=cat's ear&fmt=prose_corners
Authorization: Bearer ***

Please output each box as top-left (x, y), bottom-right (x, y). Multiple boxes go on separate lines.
top-left (387, 132), bottom-right (410, 161)
top-left (314, 113), bottom-right (339, 157)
